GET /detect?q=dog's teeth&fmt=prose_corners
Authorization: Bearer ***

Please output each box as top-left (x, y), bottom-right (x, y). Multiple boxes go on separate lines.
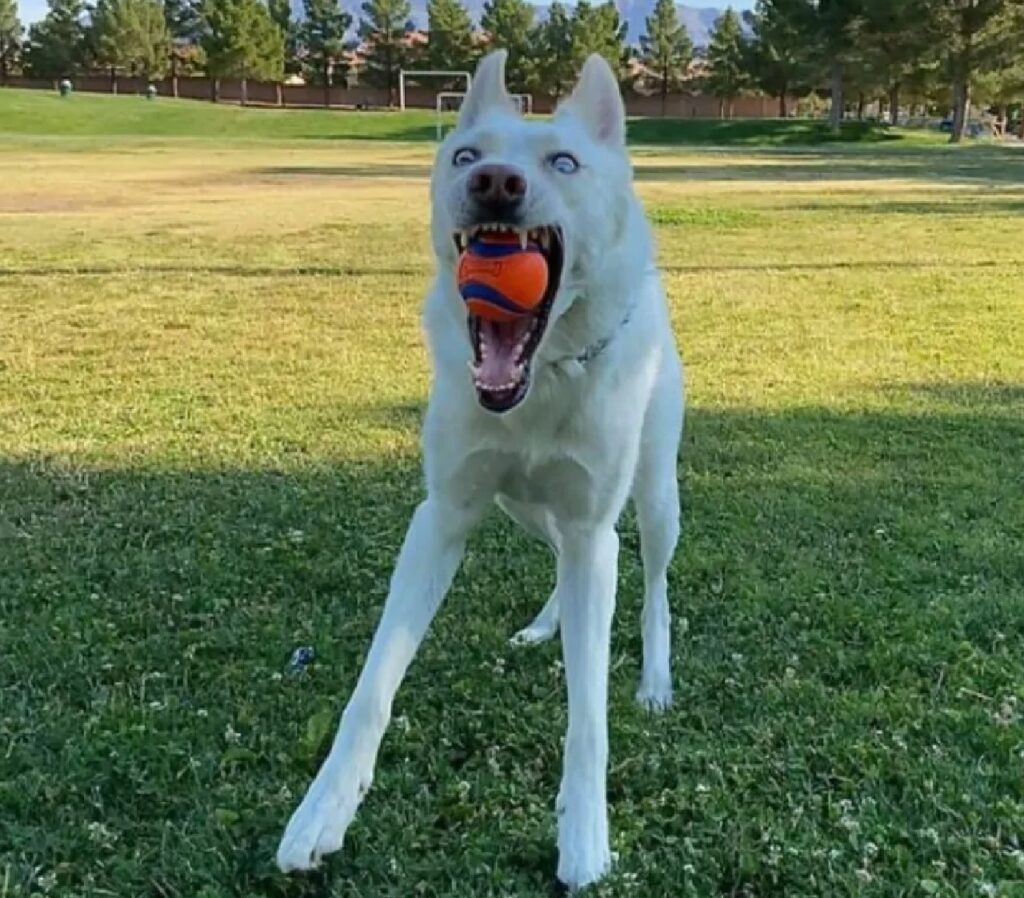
top-left (517, 228), bottom-right (528, 250)
top-left (538, 230), bottom-right (550, 251)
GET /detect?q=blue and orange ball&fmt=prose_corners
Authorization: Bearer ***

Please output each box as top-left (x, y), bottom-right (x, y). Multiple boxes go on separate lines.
top-left (457, 233), bottom-right (549, 322)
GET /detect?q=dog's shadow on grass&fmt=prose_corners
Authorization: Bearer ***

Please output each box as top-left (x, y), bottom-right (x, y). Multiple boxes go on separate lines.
top-left (3, 390), bottom-right (1024, 896)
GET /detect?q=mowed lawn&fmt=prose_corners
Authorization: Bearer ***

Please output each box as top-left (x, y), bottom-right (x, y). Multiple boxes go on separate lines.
top-left (2, 93), bottom-right (1024, 898)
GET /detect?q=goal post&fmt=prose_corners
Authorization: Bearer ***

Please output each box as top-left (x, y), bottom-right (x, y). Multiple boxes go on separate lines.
top-left (399, 70), bottom-right (471, 110)
top-left (433, 91), bottom-right (535, 140)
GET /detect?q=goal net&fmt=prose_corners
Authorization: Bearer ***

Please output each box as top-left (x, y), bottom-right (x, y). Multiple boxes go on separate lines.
top-left (434, 92), bottom-right (535, 140)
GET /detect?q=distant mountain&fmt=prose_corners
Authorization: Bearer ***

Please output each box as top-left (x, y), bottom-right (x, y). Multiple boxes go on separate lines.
top-left (289, 4), bottom-right (735, 47)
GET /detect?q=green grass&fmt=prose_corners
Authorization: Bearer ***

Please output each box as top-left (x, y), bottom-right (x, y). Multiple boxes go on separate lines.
top-left (0, 86), bottom-right (946, 145)
top-left (2, 107), bottom-right (1024, 898)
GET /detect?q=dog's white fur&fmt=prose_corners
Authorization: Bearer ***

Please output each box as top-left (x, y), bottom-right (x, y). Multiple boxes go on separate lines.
top-left (276, 51), bottom-right (685, 890)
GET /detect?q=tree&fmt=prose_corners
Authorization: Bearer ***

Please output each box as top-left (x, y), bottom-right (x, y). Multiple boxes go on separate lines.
top-left (809, 0), bottom-right (864, 131)
top-left (300, 0), bottom-right (350, 105)
top-left (91, 0), bottom-right (170, 89)
top-left (570, 0), bottom-right (628, 81)
top-left (164, 0), bottom-right (204, 93)
top-left (531, 0), bottom-right (574, 99)
top-left (743, 0), bottom-right (814, 117)
top-left (930, 0), bottom-right (1018, 142)
top-left (25, 0), bottom-right (87, 77)
top-left (480, 0), bottom-right (533, 92)
top-left (638, 0), bottom-right (693, 115)
top-left (268, 0), bottom-right (299, 73)
top-left (705, 7), bottom-right (748, 117)
top-left (0, 0), bottom-right (22, 83)
top-left (201, 0), bottom-right (284, 103)
top-left (858, 0), bottom-right (936, 124)
top-left (425, 0), bottom-right (475, 84)
top-left (358, 0), bottom-right (413, 104)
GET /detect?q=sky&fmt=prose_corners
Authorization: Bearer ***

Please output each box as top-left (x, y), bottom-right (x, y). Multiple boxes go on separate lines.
top-left (18, 0), bottom-right (753, 27)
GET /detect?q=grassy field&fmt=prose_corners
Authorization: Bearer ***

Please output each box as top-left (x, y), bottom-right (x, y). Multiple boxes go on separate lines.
top-left (0, 86), bottom-right (947, 145)
top-left (2, 93), bottom-right (1024, 898)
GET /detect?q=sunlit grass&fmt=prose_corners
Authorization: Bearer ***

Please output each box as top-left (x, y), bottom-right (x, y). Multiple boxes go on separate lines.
top-left (2, 117), bottom-right (1024, 898)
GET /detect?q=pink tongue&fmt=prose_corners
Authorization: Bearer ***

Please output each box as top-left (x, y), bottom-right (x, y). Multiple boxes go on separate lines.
top-left (478, 318), bottom-right (530, 389)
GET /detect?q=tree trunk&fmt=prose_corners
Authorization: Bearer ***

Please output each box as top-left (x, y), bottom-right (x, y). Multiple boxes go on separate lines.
top-left (324, 61), bottom-right (330, 108)
top-left (240, 77), bottom-right (248, 106)
top-left (660, 69), bottom-right (667, 117)
top-left (950, 70), bottom-right (968, 144)
top-left (170, 53), bottom-right (179, 98)
top-left (828, 59), bottom-right (843, 132)
top-left (110, 66), bottom-right (118, 94)
top-left (888, 82), bottom-right (899, 125)
top-left (1, 51), bottom-right (8, 86)
top-left (718, 97), bottom-right (724, 119)
top-left (856, 91), bottom-right (865, 120)
top-left (277, 82), bottom-right (283, 107)
top-left (778, 89), bottom-right (787, 119)
top-left (211, 78), bottom-right (220, 103)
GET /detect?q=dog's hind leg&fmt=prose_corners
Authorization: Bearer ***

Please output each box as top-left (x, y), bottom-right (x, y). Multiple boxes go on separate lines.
top-left (495, 495), bottom-right (561, 645)
top-left (632, 363), bottom-right (684, 711)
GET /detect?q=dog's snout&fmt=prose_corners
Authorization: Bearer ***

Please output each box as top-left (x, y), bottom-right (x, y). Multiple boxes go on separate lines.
top-left (468, 164), bottom-right (527, 212)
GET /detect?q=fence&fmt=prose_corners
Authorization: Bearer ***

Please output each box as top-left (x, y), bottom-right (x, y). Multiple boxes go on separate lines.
top-left (1, 74), bottom-right (788, 119)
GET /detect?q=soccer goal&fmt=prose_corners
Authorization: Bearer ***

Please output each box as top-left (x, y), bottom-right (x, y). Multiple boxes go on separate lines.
top-left (433, 91), bottom-right (534, 140)
top-left (398, 70), bottom-right (472, 111)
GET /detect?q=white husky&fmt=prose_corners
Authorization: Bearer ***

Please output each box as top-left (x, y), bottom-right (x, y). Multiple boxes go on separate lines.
top-left (276, 50), bottom-right (685, 890)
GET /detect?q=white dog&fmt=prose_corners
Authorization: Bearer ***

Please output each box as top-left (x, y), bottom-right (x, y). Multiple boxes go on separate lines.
top-left (276, 50), bottom-right (685, 891)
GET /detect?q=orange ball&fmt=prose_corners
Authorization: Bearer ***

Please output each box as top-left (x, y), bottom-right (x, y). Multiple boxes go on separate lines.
top-left (457, 233), bottom-right (549, 322)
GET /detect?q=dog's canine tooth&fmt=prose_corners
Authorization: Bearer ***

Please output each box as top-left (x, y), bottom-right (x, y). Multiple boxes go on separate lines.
top-left (517, 228), bottom-right (528, 250)
top-left (538, 230), bottom-right (550, 251)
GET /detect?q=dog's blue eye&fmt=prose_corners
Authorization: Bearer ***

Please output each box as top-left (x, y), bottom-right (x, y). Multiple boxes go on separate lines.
top-left (549, 152), bottom-right (579, 174)
top-left (453, 147), bottom-right (480, 167)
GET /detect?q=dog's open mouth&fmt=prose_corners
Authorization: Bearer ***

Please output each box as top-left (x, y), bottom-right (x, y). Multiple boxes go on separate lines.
top-left (454, 224), bottom-right (564, 413)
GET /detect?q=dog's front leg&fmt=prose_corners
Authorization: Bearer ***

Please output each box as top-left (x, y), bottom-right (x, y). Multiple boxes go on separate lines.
top-left (555, 525), bottom-right (618, 891)
top-left (277, 497), bottom-right (477, 872)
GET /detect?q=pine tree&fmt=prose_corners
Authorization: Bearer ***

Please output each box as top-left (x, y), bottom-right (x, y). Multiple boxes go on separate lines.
top-left (300, 0), bottom-right (351, 104)
top-left (268, 0), bottom-right (299, 73)
top-left (201, 0), bottom-right (284, 102)
top-left (705, 7), bottom-right (748, 118)
top-left (806, 0), bottom-right (863, 131)
top-left (0, 0), bottom-right (22, 83)
top-left (531, 0), bottom-right (573, 99)
top-left (425, 0), bottom-right (475, 84)
top-left (858, 0), bottom-right (935, 125)
top-left (570, 0), bottom-right (627, 80)
top-left (91, 0), bottom-right (170, 89)
top-left (744, 0), bottom-right (814, 118)
top-left (164, 0), bottom-right (203, 92)
top-left (639, 0), bottom-right (693, 115)
top-left (25, 0), bottom-right (87, 77)
top-left (358, 0), bottom-right (413, 104)
top-left (480, 0), bottom-right (533, 92)
top-left (928, 0), bottom-right (1016, 142)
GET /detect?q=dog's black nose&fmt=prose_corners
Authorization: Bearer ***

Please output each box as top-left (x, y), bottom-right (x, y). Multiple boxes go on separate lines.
top-left (468, 164), bottom-right (527, 214)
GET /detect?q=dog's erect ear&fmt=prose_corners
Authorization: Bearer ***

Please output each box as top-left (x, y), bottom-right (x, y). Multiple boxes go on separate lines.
top-left (458, 50), bottom-right (517, 129)
top-left (557, 54), bottom-right (625, 147)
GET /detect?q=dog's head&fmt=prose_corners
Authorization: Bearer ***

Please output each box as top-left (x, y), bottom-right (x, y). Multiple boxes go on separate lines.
top-left (430, 51), bottom-right (633, 414)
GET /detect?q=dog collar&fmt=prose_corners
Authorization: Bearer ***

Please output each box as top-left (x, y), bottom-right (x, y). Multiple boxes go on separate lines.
top-left (573, 299), bottom-right (637, 367)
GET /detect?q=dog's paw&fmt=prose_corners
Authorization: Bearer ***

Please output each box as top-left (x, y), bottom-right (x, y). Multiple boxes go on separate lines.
top-left (556, 803), bottom-right (611, 891)
top-left (635, 682), bottom-right (673, 713)
top-left (276, 769), bottom-right (369, 873)
top-left (509, 619), bottom-right (559, 646)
